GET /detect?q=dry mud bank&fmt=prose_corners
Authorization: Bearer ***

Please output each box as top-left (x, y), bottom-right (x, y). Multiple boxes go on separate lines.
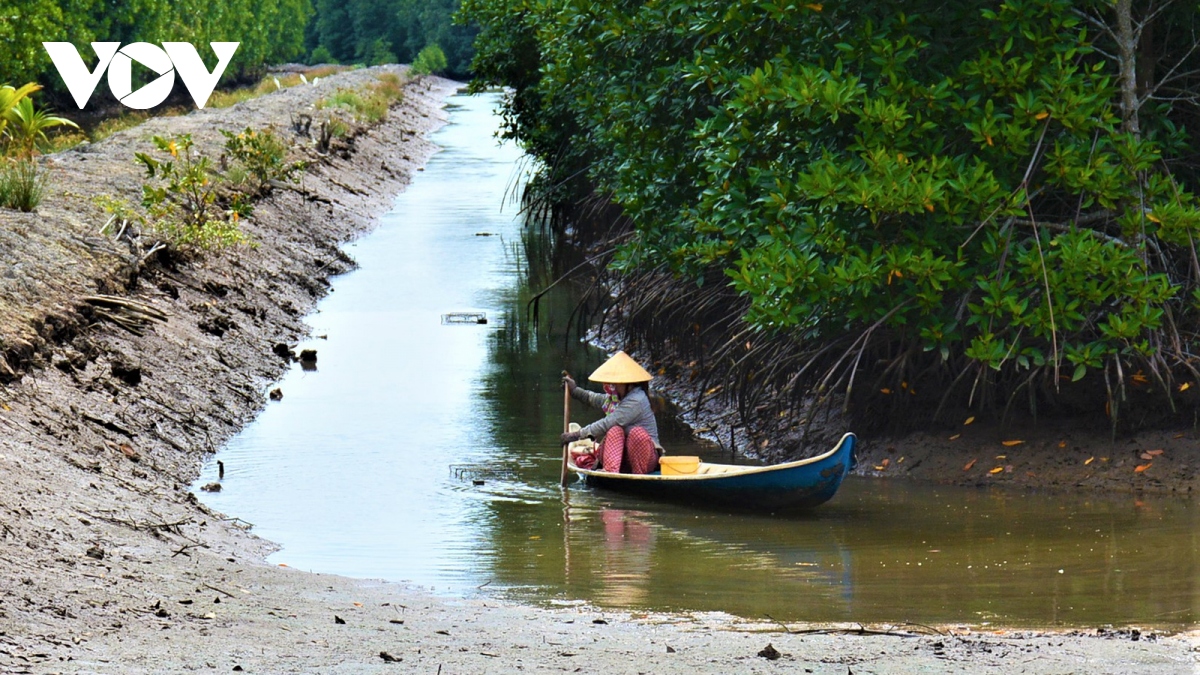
top-left (0, 67), bottom-right (1195, 674)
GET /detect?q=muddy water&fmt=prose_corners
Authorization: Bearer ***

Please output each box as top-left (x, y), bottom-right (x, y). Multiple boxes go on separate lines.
top-left (198, 93), bottom-right (1200, 629)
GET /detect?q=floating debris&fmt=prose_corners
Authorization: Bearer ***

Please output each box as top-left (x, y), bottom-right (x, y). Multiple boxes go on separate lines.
top-left (450, 463), bottom-right (517, 481)
top-left (441, 312), bottom-right (487, 325)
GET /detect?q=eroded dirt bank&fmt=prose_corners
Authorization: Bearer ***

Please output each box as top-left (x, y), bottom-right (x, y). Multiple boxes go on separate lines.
top-left (0, 67), bottom-right (1196, 674)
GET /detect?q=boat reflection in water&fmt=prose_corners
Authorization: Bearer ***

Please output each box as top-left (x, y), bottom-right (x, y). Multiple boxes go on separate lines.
top-left (550, 496), bottom-right (856, 619)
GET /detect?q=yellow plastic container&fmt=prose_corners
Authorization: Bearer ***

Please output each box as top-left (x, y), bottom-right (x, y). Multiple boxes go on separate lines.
top-left (660, 455), bottom-right (700, 475)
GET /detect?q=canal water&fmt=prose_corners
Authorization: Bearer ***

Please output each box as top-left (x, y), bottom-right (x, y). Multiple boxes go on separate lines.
top-left (196, 92), bottom-right (1200, 629)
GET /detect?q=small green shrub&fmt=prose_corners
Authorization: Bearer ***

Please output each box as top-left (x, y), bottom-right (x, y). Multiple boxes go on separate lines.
top-left (135, 134), bottom-right (248, 251)
top-left (310, 45), bottom-right (337, 65)
top-left (221, 126), bottom-right (305, 196)
top-left (0, 158), bottom-right (47, 211)
top-left (4, 96), bottom-right (77, 158)
top-left (411, 44), bottom-right (447, 76)
top-left (365, 38), bottom-right (396, 66)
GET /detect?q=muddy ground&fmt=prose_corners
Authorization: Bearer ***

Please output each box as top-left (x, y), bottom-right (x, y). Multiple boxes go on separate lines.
top-left (0, 67), bottom-right (1197, 673)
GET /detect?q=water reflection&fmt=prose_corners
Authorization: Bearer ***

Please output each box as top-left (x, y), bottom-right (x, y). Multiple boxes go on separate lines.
top-left (197, 91), bottom-right (1200, 630)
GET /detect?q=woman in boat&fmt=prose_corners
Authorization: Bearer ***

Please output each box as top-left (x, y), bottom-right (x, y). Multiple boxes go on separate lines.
top-left (560, 351), bottom-right (661, 474)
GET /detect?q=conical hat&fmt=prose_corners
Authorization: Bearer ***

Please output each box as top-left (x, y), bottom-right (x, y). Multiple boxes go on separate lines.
top-left (588, 351), bottom-right (654, 383)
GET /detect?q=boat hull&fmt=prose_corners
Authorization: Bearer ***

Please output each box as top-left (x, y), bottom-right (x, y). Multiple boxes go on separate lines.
top-left (569, 432), bottom-right (856, 511)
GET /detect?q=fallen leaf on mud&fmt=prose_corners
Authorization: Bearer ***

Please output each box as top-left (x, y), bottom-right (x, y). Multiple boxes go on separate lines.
top-left (353, 602), bottom-right (363, 607)
top-left (873, 465), bottom-right (886, 471)
top-left (881, 458), bottom-right (890, 468)
top-left (1001, 440), bottom-right (1024, 446)
top-left (1058, 440), bottom-right (1066, 448)
top-left (1084, 457), bottom-right (1095, 465)
top-left (964, 416), bottom-right (975, 425)
top-left (963, 459), bottom-right (977, 471)
top-left (1135, 463), bottom-right (1152, 473)
top-left (1144, 449), bottom-right (1164, 457)
top-left (989, 467), bottom-right (1004, 474)
top-left (949, 434), bottom-right (961, 440)
top-left (1180, 382), bottom-right (1191, 392)
top-left (995, 455), bottom-right (1006, 460)
top-left (880, 388), bottom-right (892, 394)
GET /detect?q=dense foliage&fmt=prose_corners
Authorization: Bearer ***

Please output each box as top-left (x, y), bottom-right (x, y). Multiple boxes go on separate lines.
top-left (0, 83), bottom-right (76, 211)
top-left (0, 0), bottom-right (312, 105)
top-left (307, 0), bottom-right (476, 76)
top-left (463, 0), bottom-right (1200, 427)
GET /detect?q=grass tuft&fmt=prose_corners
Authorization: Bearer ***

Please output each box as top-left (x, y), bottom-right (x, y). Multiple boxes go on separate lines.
top-left (0, 159), bottom-right (48, 212)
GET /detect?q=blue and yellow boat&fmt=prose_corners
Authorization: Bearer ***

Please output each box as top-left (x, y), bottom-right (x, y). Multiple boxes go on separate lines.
top-left (566, 432), bottom-right (857, 511)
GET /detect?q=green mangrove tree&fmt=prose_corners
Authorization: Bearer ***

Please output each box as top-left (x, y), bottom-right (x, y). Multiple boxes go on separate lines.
top-left (463, 0), bottom-right (1200, 429)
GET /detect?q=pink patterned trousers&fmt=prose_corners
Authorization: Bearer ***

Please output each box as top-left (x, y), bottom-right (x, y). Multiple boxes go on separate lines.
top-left (598, 426), bottom-right (659, 474)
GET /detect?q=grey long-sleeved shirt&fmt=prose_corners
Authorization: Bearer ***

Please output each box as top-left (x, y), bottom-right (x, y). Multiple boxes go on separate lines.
top-left (572, 386), bottom-right (661, 448)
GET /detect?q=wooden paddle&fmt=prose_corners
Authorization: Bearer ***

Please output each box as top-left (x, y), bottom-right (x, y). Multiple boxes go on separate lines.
top-left (560, 372), bottom-right (571, 487)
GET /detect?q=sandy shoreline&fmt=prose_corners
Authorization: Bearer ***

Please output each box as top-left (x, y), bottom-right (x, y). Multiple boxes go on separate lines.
top-left (0, 67), bottom-right (1197, 673)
